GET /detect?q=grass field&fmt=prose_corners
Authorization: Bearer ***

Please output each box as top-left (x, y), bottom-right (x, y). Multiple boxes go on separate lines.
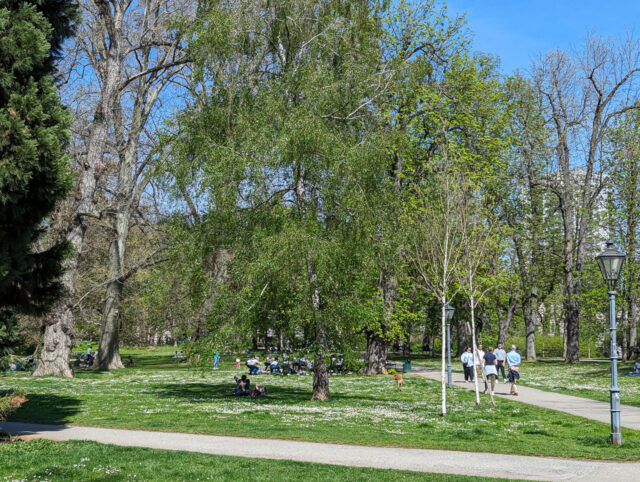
top-left (0, 439), bottom-right (494, 481)
top-left (413, 357), bottom-right (640, 407)
top-left (1, 348), bottom-right (640, 461)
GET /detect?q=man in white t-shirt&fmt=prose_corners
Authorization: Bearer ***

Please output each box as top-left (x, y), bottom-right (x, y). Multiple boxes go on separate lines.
top-left (474, 343), bottom-right (485, 379)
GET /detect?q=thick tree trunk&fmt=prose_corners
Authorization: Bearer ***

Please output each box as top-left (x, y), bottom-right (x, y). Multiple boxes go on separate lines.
top-left (564, 282), bottom-right (580, 362)
top-left (33, 223), bottom-right (85, 377)
top-left (97, 210), bottom-right (129, 369)
top-left (523, 298), bottom-right (537, 361)
top-left (97, 277), bottom-right (124, 369)
top-left (310, 303), bottom-right (329, 401)
top-left (364, 333), bottom-right (388, 375)
top-left (364, 270), bottom-right (396, 374)
top-left (457, 315), bottom-right (469, 354)
top-left (497, 296), bottom-right (517, 346)
top-left (33, 300), bottom-right (74, 377)
top-left (306, 253), bottom-right (329, 401)
top-left (312, 347), bottom-right (330, 401)
top-left (403, 333), bottom-right (411, 357)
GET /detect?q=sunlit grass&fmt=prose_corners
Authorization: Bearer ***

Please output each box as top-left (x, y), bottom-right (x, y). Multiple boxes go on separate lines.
top-left (0, 439), bottom-right (494, 481)
top-left (2, 350), bottom-right (640, 461)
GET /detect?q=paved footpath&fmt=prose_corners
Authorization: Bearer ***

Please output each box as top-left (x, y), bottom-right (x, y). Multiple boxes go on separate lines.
top-left (411, 366), bottom-right (640, 430)
top-left (1, 421), bottom-right (640, 481)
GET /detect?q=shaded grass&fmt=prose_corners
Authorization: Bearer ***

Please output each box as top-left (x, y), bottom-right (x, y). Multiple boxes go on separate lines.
top-left (0, 439), bottom-right (497, 481)
top-left (2, 351), bottom-right (640, 461)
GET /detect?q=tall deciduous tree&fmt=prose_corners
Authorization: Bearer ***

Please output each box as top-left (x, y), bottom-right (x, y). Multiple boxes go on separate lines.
top-left (607, 111), bottom-right (640, 359)
top-left (35, 0), bottom-right (191, 374)
top-left (166, 0), bottom-right (393, 400)
top-left (532, 36), bottom-right (640, 362)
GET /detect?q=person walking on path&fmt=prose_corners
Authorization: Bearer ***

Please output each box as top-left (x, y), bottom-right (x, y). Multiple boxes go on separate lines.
top-left (474, 343), bottom-right (485, 380)
top-left (213, 351), bottom-right (220, 370)
top-left (461, 347), bottom-right (474, 382)
top-left (494, 343), bottom-right (507, 382)
top-left (506, 345), bottom-right (521, 396)
top-left (236, 357), bottom-right (241, 370)
top-left (482, 347), bottom-right (498, 404)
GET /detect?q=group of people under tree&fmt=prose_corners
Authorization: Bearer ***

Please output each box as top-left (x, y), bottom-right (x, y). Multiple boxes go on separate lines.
top-left (461, 343), bottom-right (522, 396)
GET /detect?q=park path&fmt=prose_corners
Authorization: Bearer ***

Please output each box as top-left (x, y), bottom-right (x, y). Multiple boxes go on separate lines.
top-left (411, 365), bottom-right (640, 430)
top-left (1, 421), bottom-right (639, 481)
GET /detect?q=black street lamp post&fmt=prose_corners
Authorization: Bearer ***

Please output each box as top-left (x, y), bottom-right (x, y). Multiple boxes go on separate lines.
top-left (445, 304), bottom-right (455, 388)
top-left (596, 239), bottom-right (626, 445)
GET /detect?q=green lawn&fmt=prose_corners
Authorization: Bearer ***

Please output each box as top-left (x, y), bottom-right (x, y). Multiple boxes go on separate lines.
top-left (2, 349), bottom-right (640, 461)
top-left (414, 358), bottom-right (640, 407)
top-left (0, 439), bottom-right (492, 481)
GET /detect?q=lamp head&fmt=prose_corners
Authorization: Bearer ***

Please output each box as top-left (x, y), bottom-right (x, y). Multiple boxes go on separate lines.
top-left (445, 304), bottom-right (455, 322)
top-left (596, 239), bottom-right (626, 291)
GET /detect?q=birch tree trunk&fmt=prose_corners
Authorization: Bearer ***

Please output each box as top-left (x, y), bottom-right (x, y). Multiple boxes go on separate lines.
top-left (470, 293), bottom-right (480, 405)
top-left (440, 300), bottom-right (447, 416)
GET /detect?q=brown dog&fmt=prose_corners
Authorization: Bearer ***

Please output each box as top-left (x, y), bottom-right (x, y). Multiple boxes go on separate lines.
top-left (393, 372), bottom-right (403, 391)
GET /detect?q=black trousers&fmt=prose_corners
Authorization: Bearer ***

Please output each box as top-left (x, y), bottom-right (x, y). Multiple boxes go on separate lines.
top-left (496, 360), bottom-right (506, 380)
top-left (463, 365), bottom-right (474, 381)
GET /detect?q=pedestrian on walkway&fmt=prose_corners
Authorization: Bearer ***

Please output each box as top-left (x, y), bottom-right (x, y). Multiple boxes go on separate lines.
top-left (494, 343), bottom-right (507, 381)
top-left (461, 347), bottom-right (474, 382)
top-left (506, 345), bottom-right (521, 396)
top-left (474, 343), bottom-right (485, 380)
top-left (482, 347), bottom-right (498, 399)
top-left (213, 350), bottom-right (220, 370)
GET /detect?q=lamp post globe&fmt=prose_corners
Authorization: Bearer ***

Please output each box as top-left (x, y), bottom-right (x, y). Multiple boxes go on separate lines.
top-left (596, 239), bottom-right (626, 445)
top-left (445, 305), bottom-right (455, 388)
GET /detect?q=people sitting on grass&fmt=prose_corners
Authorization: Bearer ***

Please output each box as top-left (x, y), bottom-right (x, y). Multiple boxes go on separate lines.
top-left (126, 356), bottom-right (134, 367)
top-left (270, 357), bottom-right (280, 374)
top-left (233, 375), bottom-right (251, 395)
top-left (624, 357), bottom-right (640, 375)
top-left (246, 355), bottom-right (261, 374)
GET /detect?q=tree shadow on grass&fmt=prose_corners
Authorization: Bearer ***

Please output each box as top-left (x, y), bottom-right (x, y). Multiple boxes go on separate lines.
top-left (152, 381), bottom-right (390, 405)
top-left (0, 391), bottom-right (81, 425)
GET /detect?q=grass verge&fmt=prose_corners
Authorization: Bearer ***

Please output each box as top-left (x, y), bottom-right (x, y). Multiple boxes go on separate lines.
top-left (0, 439), bottom-right (503, 481)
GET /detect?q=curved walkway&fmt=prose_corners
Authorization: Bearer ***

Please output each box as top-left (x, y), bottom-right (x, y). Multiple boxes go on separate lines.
top-left (410, 366), bottom-right (640, 430)
top-left (1, 421), bottom-right (639, 481)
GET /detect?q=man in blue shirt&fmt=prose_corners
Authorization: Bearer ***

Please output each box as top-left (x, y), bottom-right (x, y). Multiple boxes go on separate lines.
top-left (506, 345), bottom-right (521, 395)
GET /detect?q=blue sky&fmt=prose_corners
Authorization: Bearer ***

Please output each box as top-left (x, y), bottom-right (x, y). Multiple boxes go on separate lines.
top-left (444, 1), bottom-right (640, 73)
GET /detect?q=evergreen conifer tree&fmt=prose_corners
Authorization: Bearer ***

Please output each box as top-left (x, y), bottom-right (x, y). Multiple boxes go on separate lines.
top-left (0, 0), bottom-right (77, 365)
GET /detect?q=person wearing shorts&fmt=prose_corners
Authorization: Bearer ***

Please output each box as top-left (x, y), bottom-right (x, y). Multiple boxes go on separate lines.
top-left (483, 347), bottom-right (498, 395)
